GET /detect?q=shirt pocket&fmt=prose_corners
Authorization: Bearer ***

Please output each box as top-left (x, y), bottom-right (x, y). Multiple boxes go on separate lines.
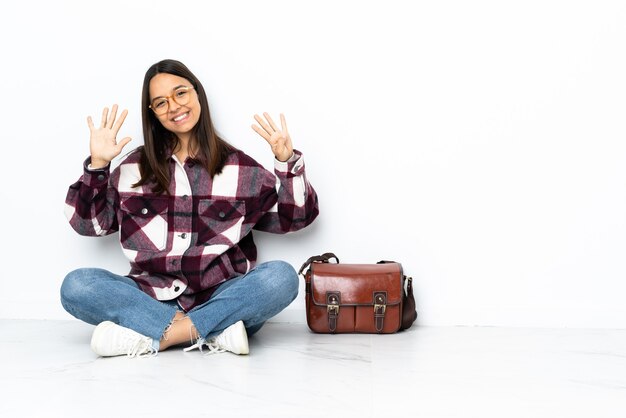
top-left (119, 196), bottom-right (169, 251)
top-left (197, 199), bottom-right (246, 245)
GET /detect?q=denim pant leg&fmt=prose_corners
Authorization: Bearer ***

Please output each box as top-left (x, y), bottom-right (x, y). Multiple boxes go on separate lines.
top-left (60, 267), bottom-right (178, 341)
top-left (187, 260), bottom-right (299, 339)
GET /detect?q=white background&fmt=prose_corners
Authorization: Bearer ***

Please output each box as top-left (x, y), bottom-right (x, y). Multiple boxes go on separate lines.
top-left (1, 0), bottom-right (625, 328)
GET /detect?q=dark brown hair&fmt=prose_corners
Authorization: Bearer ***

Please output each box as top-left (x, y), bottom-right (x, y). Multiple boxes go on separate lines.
top-left (132, 59), bottom-right (233, 194)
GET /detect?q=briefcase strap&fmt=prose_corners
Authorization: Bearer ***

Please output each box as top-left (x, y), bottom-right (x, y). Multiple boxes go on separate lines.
top-left (326, 292), bottom-right (340, 332)
top-left (373, 292), bottom-right (387, 332)
top-left (298, 252), bottom-right (339, 275)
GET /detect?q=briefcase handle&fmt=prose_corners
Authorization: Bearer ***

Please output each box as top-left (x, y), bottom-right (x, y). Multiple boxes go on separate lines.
top-left (298, 252), bottom-right (339, 275)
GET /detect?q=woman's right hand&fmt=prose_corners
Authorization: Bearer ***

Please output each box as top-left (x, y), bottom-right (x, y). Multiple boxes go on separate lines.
top-left (87, 104), bottom-right (132, 169)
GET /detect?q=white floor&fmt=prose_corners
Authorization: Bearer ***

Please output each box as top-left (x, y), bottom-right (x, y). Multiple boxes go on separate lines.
top-left (1, 320), bottom-right (625, 418)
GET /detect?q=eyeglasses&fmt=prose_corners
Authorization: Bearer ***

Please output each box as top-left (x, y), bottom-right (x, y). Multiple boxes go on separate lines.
top-left (149, 86), bottom-right (195, 115)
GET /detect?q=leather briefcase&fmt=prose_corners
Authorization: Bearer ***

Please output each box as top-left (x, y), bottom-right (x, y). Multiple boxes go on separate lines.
top-left (298, 253), bottom-right (417, 334)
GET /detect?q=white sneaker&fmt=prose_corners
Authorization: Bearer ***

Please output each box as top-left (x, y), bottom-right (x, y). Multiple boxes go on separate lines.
top-left (91, 321), bottom-right (156, 358)
top-left (184, 320), bottom-right (249, 355)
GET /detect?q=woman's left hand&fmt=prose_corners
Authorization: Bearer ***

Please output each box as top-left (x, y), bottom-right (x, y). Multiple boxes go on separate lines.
top-left (251, 112), bottom-right (294, 162)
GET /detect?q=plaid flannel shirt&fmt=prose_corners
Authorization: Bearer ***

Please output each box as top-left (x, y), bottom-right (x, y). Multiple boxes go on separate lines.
top-left (65, 148), bottom-right (319, 311)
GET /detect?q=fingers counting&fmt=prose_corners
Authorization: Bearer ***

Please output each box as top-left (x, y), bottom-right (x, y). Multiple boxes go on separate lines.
top-left (87, 104), bottom-right (132, 168)
top-left (251, 112), bottom-right (293, 162)
top-left (251, 112), bottom-right (288, 141)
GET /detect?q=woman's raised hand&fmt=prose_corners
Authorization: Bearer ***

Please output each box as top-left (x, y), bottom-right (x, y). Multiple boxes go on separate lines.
top-left (251, 112), bottom-right (294, 162)
top-left (87, 104), bottom-right (132, 169)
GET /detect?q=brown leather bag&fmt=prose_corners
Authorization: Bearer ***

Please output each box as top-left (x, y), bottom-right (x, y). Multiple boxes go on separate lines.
top-left (298, 253), bottom-right (417, 334)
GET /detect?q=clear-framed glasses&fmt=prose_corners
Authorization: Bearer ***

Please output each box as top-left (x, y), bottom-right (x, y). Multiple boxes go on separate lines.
top-left (149, 86), bottom-right (195, 115)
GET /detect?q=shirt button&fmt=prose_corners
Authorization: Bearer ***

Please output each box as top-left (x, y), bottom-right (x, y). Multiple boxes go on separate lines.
top-left (97, 174), bottom-right (105, 181)
top-left (182, 195), bottom-right (189, 200)
top-left (171, 259), bottom-right (178, 265)
top-left (219, 211), bottom-right (226, 218)
top-left (141, 208), bottom-right (148, 215)
top-left (180, 233), bottom-right (187, 239)
top-left (174, 286), bottom-right (180, 292)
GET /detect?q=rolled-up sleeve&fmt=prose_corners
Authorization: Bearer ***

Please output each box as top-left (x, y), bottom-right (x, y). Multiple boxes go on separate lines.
top-left (254, 150), bottom-right (319, 233)
top-left (64, 157), bottom-right (119, 237)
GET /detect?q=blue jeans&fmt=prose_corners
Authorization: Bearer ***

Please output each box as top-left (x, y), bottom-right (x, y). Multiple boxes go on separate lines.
top-left (60, 261), bottom-right (299, 345)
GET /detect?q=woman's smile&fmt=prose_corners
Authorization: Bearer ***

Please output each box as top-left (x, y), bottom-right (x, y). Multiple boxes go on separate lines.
top-left (172, 111), bottom-right (190, 124)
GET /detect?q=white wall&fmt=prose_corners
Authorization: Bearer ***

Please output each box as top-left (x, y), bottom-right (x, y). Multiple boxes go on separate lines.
top-left (1, 0), bottom-right (625, 328)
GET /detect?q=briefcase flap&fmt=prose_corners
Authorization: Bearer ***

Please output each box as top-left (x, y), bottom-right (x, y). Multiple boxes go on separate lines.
top-left (310, 262), bottom-right (403, 306)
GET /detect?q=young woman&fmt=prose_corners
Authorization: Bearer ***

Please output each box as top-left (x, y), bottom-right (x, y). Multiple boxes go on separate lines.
top-left (61, 59), bottom-right (319, 357)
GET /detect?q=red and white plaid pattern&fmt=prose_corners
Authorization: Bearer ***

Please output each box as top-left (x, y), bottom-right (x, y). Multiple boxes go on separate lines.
top-left (65, 148), bottom-right (319, 311)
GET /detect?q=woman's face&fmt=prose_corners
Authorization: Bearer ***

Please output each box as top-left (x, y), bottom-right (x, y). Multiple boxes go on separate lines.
top-left (149, 73), bottom-right (201, 139)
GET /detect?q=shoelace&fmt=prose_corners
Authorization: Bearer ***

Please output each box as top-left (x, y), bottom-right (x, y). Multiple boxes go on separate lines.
top-left (123, 336), bottom-right (157, 358)
top-left (183, 337), bottom-right (226, 355)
